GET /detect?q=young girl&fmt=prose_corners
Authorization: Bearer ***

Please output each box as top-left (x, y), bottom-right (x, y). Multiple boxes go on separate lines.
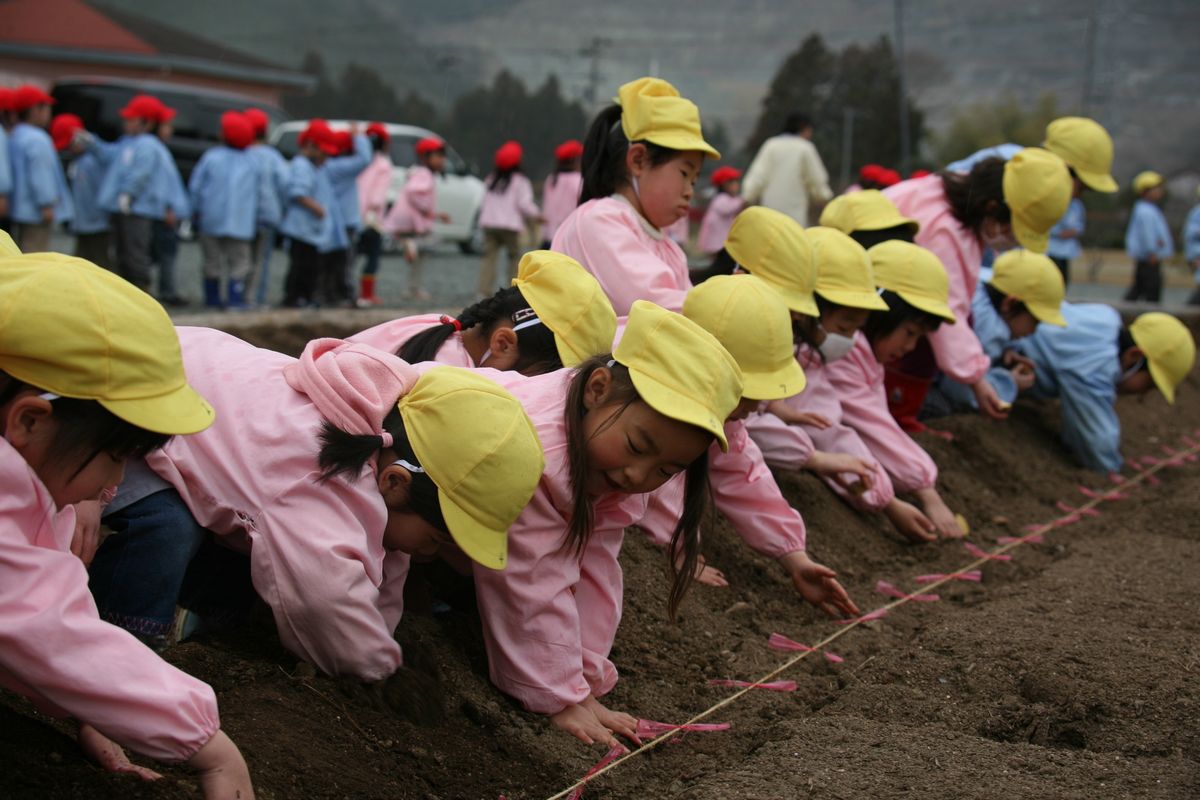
top-left (0, 251), bottom-right (252, 798)
top-left (697, 166), bottom-right (744, 256)
top-left (355, 122), bottom-right (395, 306)
top-left (280, 119), bottom-right (347, 308)
top-left (89, 330), bottom-right (545, 701)
top-left (540, 139), bottom-right (583, 248)
top-left (552, 77), bottom-right (720, 314)
top-left (824, 240), bottom-right (965, 541)
top-left (382, 136), bottom-right (450, 301)
top-left (478, 140), bottom-right (541, 297)
top-left (469, 301), bottom-right (742, 747)
top-left (351, 249), bottom-right (616, 372)
top-left (882, 147), bottom-right (1072, 427)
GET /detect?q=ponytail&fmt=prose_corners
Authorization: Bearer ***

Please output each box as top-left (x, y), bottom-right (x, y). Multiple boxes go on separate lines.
top-left (398, 287), bottom-right (562, 375)
top-left (580, 104), bottom-right (679, 203)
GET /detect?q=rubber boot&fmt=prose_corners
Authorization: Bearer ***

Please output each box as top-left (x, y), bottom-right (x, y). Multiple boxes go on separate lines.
top-left (357, 275), bottom-right (378, 308)
top-left (884, 367), bottom-right (933, 433)
top-left (203, 278), bottom-right (222, 309)
top-left (227, 279), bottom-right (247, 311)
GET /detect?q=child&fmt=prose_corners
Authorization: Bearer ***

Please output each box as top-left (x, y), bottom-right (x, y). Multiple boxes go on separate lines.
top-left (552, 77), bottom-right (719, 314)
top-left (326, 127), bottom-right (372, 306)
top-left (0, 251), bottom-right (253, 797)
top-left (1186, 187), bottom-right (1200, 306)
top-left (478, 140), bottom-right (541, 297)
top-left (819, 189), bottom-right (919, 249)
top-left (1016, 308), bottom-right (1194, 473)
top-left (89, 330), bottom-right (545, 695)
top-left (642, 274), bottom-right (859, 615)
top-left (351, 249), bottom-right (616, 373)
top-left (52, 113), bottom-right (117, 269)
top-left (470, 300), bottom-right (742, 747)
top-left (697, 166), bottom-right (744, 256)
top-left (881, 148), bottom-right (1072, 427)
top-left (188, 111), bottom-right (262, 309)
top-left (244, 107), bottom-right (290, 307)
top-left (540, 139), bottom-right (583, 248)
top-left (8, 85), bottom-right (72, 252)
top-left (149, 109), bottom-right (190, 307)
top-left (383, 136), bottom-right (449, 301)
top-left (355, 122), bottom-right (395, 306)
top-left (279, 119), bottom-right (347, 308)
top-left (1124, 171), bottom-right (1173, 303)
top-left (824, 240), bottom-right (965, 541)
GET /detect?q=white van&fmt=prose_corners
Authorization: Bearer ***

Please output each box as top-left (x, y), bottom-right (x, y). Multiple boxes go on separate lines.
top-left (272, 120), bottom-right (485, 252)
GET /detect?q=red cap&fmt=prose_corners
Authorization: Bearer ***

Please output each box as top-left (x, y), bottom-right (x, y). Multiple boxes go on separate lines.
top-left (299, 119), bottom-right (339, 156)
top-left (554, 139), bottom-right (583, 162)
top-left (909, 169), bottom-right (932, 179)
top-left (877, 168), bottom-right (901, 187)
top-left (333, 130), bottom-right (354, 155)
top-left (366, 122), bottom-right (390, 146)
top-left (710, 165), bottom-right (743, 187)
top-left (0, 87), bottom-right (12, 112)
top-left (220, 111), bottom-right (254, 149)
top-left (242, 107), bottom-right (270, 137)
top-left (50, 113), bottom-right (85, 151)
top-left (859, 164), bottom-right (883, 184)
top-left (415, 136), bottom-right (444, 156)
top-left (120, 94), bottom-right (173, 123)
top-left (12, 84), bottom-right (55, 112)
top-left (494, 140), bottom-right (522, 171)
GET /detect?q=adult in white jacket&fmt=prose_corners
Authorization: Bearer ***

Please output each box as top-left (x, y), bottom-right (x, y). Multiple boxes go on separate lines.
top-left (742, 112), bottom-right (832, 226)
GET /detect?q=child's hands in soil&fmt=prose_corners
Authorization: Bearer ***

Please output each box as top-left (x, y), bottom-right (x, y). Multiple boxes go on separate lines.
top-left (778, 551), bottom-right (859, 618)
top-left (78, 723), bottom-right (162, 781)
top-left (972, 379), bottom-right (1009, 420)
top-left (805, 451), bottom-right (876, 490)
top-left (884, 499), bottom-right (937, 543)
top-left (581, 695), bottom-right (641, 746)
top-left (549, 702), bottom-right (618, 747)
top-left (187, 730), bottom-right (255, 800)
top-left (377, 664), bottom-right (445, 725)
top-left (913, 488), bottom-right (964, 539)
top-left (767, 400), bottom-right (831, 429)
top-left (686, 552), bottom-right (728, 587)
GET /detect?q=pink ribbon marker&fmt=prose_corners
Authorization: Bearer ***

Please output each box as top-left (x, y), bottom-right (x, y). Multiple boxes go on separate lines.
top-left (915, 570), bottom-right (982, 583)
top-left (565, 743), bottom-right (629, 800)
top-left (964, 541), bottom-right (1012, 562)
top-left (1055, 500), bottom-right (1100, 518)
top-left (1109, 473), bottom-right (1126, 485)
top-left (1021, 523), bottom-right (1049, 534)
top-left (768, 633), bottom-right (845, 663)
top-left (875, 580), bottom-right (940, 602)
top-left (835, 607), bottom-right (890, 625)
top-left (635, 719), bottom-right (731, 741)
top-left (708, 679), bottom-right (797, 692)
top-left (999, 534), bottom-right (1044, 544)
top-left (1145, 472), bottom-right (1162, 486)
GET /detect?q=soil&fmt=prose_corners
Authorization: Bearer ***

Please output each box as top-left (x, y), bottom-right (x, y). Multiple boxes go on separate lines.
top-left (3, 314), bottom-right (1199, 800)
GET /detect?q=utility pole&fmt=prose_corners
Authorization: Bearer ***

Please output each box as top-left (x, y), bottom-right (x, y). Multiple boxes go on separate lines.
top-left (840, 107), bottom-right (857, 189)
top-left (1081, 0), bottom-right (1098, 115)
top-left (893, 0), bottom-right (911, 175)
top-left (581, 37), bottom-right (612, 106)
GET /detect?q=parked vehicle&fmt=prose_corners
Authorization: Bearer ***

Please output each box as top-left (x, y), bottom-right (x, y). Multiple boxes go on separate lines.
top-left (272, 120), bottom-right (485, 254)
top-left (51, 76), bottom-right (289, 182)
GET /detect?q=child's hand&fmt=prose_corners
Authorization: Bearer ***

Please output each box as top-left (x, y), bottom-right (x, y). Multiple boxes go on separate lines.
top-left (70, 499), bottom-right (105, 567)
top-left (692, 554), bottom-right (728, 587)
top-left (550, 702), bottom-right (618, 747)
top-left (805, 451), bottom-right (876, 490)
top-left (883, 498), bottom-right (937, 543)
top-left (779, 551), bottom-right (859, 618)
top-left (913, 488), bottom-right (964, 539)
top-left (1010, 363), bottom-right (1035, 393)
top-left (972, 379), bottom-right (1009, 420)
top-left (187, 730), bottom-right (255, 800)
top-left (78, 723), bottom-right (162, 782)
top-left (767, 400), bottom-right (830, 429)
top-left (582, 695), bottom-right (642, 746)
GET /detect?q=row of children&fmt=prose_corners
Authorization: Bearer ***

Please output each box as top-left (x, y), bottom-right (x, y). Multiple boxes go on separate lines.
top-left (2, 76), bottom-right (1196, 797)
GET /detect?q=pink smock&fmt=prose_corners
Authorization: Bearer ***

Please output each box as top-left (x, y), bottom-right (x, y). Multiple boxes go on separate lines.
top-left (0, 438), bottom-right (219, 762)
top-left (479, 173), bottom-right (540, 232)
top-left (349, 313), bottom-right (475, 367)
top-left (357, 152), bottom-right (394, 227)
top-left (540, 171), bottom-right (582, 243)
top-left (697, 192), bottom-right (744, 254)
top-left (383, 165), bottom-right (437, 236)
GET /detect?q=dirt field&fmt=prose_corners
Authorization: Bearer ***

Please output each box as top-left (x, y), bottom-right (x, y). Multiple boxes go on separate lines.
top-left (3, 316), bottom-right (1199, 800)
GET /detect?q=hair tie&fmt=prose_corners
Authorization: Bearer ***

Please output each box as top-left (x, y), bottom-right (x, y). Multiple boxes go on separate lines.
top-left (439, 315), bottom-right (463, 332)
top-left (379, 431), bottom-right (394, 448)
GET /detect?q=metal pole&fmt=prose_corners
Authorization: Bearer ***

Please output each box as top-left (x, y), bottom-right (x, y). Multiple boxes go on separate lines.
top-left (1081, 1), bottom-right (1098, 115)
top-left (894, 0), bottom-right (911, 175)
top-left (840, 107), bottom-right (856, 189)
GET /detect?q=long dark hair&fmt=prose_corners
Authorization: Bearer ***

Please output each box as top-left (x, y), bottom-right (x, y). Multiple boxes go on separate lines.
top-left (398, 287), bottom-right (562, 375)
top-left (940, 157), bottom-right (1010, 236)
top-left (579, 105), bottom-right (679, 203)
top-left (486, 166), bottom-right (518, 194)
top-left (861, 290), bottom-right (946, 343)
top-left (317, 406), bottom-right (448, 534)
top-left (0, 373), bottom-right (171, 481)
top-left (563, 355), bottom-right (711, 619)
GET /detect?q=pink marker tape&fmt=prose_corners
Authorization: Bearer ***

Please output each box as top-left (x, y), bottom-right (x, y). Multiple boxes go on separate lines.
top-left (999, 533), bottom-right (1044, 544)
top-left (768, 633), bottom-right (845, 663)
top-left (1181, 435), bottom-right (1199, 448)
top-left (1055, 500), bottom-right (1100, 519)
top-left (565, 743), bottom-right (629, 800)
top-left (915, 570), bottom-right (982, 584)
top-left (1145, 473), bottom-right (1162, 486)
top-left (836, 607), bottom-right (890, 625)
top-left (709, 679), bottom-right (797, 692)
top-left (1142, 455), bottom-right (1161, 467)
top-left (1077, 485), bottom-right (1102, 499)
top-left (1022, 523), bottom-right (1048, 534)
top-left (1109, 472), bottom-right (1126, 485)
top-left (964, 541), bottom-right (1012, 562)
top-left (875, 580), bottom-right (940, 602)
top-left (635, 719), bottom-right (731, 740)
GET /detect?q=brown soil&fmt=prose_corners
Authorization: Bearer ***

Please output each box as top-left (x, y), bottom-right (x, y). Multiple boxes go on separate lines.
top-left (3, 317), bottom-right (1199, 800)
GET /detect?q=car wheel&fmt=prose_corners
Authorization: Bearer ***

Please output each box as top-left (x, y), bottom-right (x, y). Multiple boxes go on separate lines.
top-left (459, 216), bottom-right (484, 255)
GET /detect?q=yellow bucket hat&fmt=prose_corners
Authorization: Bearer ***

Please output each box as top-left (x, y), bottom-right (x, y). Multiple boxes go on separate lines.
top-left (808, 227), bottom-right (889, 311)
top-left (0, 253), bottom-right (214, 435)
top-left (725, 207), bottom-right (818, 316)
top-left (513, 250), bottom-right (617, 367)
top-left (1043, 117), bottom-right (1118, 193)
top-left (617, 77), bottom-right (720, 159)
top-left (819, 190), bottom-right (919, 236)
top-left (1129, 313), bottom-right (1195, 405)
top-left (398, 367), bottom-right (544, 570)
top-left (866, 241), bottom-right (955, 322)
top-left (1132, 171), bottom-right (1164, 195)
top-left (683, 275), bottom-right (806, 401)
top-left (987, 249), bottom-right (1067, 327)
top-left (0, 230), bottom-right (19, 257)
top-left (613, 301), bottom-right (742, 451)
top-left (1002, 148), bottom-right (1073, 253)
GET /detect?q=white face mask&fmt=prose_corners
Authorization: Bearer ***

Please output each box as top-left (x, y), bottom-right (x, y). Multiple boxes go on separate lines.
top-left (819, 332), bottom-right (856, 361)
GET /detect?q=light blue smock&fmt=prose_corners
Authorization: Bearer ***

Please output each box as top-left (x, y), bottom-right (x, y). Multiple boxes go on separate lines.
top-left (0, 126), bottom-right (11, 199)
top-left (279, 155), bottom-right (347, 253)
top-left (1047, 198), bottom-right (1085, 261)
top-left (1180, 203), bottom-right (1200, 270)
top-left (248, 142), bottom-right (289, 229)
top-left (1125, 199), bottom-right (1173, 261)
top-left (326, 133), bottom-right (371, 233)
top-left (935, 267), bottom-right (1019, 409)
top-left (188, 145), bottom-right (261, 241)
top-left (97, 133), bottom-right (157, 215)
top-left (8, 122), bottom-right (72, 225)
top-left (67, 138), bottom-right (121, 234)
top-left (944, 143), bottom-right (1022, 174)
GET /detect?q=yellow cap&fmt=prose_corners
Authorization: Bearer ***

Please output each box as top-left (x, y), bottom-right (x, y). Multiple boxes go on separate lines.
top-left (819, 190), bottom-right (919, 236)
top-left (513, 250), bottom-right (617, 367)
top-left (725, 207), bottom-right (818, 316)
top-left (1132, 171), bottom-right (1164, 195)
top-left (617, 77), bottom-right (720, 159)
top-left (808, 227), bottom-right (889, 311)
top-left (0, 230), bottom-right (19, 257)
top-left (987, 249), bottom-right (1067, 327)
top-left (1129, 313), bottom-right (1195, 405)
top-left (0, 253), bottom-right (214, 435)
top-left (866, 241), bottom-right (955, 322)
top-left (398, 367), bottom-right (544, 570)
top-left (683, 275), bottom-right (806, 401)
top-left (614, 301), bottom-right (742, 451)
top-left (1043, 117), bottom-right (1118, 193)
top-left (1002, 148), bottom-right (1073, 253)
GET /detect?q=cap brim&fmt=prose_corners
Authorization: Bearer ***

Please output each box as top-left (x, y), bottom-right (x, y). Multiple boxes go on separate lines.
top-left (817, 288), bottom-right (890, 311)
top-left (101, 383), bottom-right (215, 435)
top-left (1146, 359), bottom-right (1176, 405)
top-left (770, 285), bottom-right (819, 317)
top-left (902, 293), bottom-right (956, 323)
top-left (862, 217), bottom-right (920, 234)
top-left (741, 360), bottom-right (806, 401)
top-left (1012, 218), bottom-right (1050, 253)
top-left (645, 133), bottom-right (720, 160)
top-left (1076, 169), bottom-right (1117, 193)
top-left (629, 369), bottom-right (729, 451)
top-left (439, 493), bottom-right (508, 570)
top-left (1027, 301), bottom-right (1067, 327)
